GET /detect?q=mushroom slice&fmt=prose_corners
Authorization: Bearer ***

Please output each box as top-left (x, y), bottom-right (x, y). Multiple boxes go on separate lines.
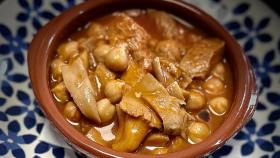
top-left (121, 61), bottom-right (145, 87)
top-left (152, 57), bottom-right (165, 83)
top-left (86, 127), bottom-right (108, 147)
top-left (94, 63), bottom-right (116, 87)
top-left (122, 73), bottom-right (193, 139)
top-left (119, 95), bottom-right (162, 129)
top-left (79, 50), bottom-right (89, 69)
top-left (143, 133), bottom-right (170, 147)
top-left (114, 105), bottom-right (125, 142)
top-left (152, 57), bottom-right (174, 87)
top-left (166, 81), bottom-right (185, 100)
top-left (61, 57), bottom-right (101, 123)
top-left (142, 91), bottom-right (191, 139)
top-left (112, 115), bottom-right (151, 152)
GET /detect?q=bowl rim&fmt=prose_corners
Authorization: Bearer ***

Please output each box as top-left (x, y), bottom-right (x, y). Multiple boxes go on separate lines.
top-left (28, 0), bottom-right (258, 157)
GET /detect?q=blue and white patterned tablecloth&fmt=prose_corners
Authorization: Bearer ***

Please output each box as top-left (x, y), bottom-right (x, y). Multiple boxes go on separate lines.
top-left (0, 0), bottom-right (279, 157)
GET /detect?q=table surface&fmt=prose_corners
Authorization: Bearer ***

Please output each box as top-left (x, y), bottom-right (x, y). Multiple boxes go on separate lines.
top-left (0, 0), bottom-right (279, 158)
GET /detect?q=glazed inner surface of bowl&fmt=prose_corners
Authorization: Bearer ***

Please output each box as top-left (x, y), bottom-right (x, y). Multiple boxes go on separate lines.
top-left (28, 0), bottom-right (256, 158)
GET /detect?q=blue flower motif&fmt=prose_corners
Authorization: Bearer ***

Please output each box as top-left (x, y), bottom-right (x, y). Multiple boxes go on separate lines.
top-left (260, 154), bottom-right (269, 158)
top-left (0, 97), bottom-right (8, 122)
top-left (36, 123), bottom-right (44, 134)
top-left (232, 2), bottom-right (250, 15)
top-left (34, 141), bottom-right (65, 158)
top-left (5, 90), bottom-right (44, 129)
top-left (267, 92), bottom-right (280, 108)
top-left (268, 109), bottom-right (280, 122)
top-left (0, 57), bottom-right (27, 98)
top-left (256, 102), bottom-right (267, 111)
top-left (16, 0), bottom-right (55, 30)
top-left (0, 24), bottom-right (28, 65)
top-left (224, 16), bottom-right (272, 52)
top-left (271, 136), bottom-right (280, 158)
top-left (51, 0), bottom-right (76, 12)
top-left (266, 92), bottom-right (280, 122)
top-left (234, 119), bottom-right (276, 155)
top-left (210, 145), bottom-right (233, 158)
top-left (0, 120), bottom-right (37, 157)
top-left (272, 136), bottom-right (280, 146)
top-left (0, 57), bottom-right (26, 97)
top-left (247, 50), bottom-right (280, 91)
top-left (272, 151), bottom-right (280, 158)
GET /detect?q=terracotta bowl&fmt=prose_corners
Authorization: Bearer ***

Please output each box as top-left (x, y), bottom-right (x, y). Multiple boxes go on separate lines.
top-left (28, 0), bottom-right (258, 157)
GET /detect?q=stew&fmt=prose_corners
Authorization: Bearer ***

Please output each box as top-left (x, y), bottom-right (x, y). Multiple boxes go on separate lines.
top-left (49, 9), bottom-right (233, 155)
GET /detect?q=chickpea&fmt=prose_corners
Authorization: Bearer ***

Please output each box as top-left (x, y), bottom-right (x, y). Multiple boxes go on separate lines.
top-left (77, 38), bottom-right (89, 51)
top-left (50, 58), bottom-right (66, 82)
top-left (169, 136), bottom-right (186, 152)
top-left (57, 41), bottom-right (79, 61)
top-left (104, 46), bottom-right (129, 72)
top-left (188, 122), bottom-right (210, 144)
top-left (64, 101), bottom-right (81, 122)
top-left (182, 89), bottom-right (190, 100)
top-left (186, 90), bottom-right (206, 110)
top-left (203, 76), bottom-right (225, 95)
top-left (209, 97), bottom-right (228, 115)
top-left (93, 44), bottom-right (111, 63)
top-left (95, 39), bottom-right (107, 47)
top-left (211, 63), bottom-right (225, 80)
top-left (78, 37), bottom-right (103, 53)
top-left (87, 23), bottom-right (106, 39)
top-left (51, 82), bottom-right (70, 103)
top-left (81, 119), bottom-right (93, 133)
top-left (97, 98), bottom-right (116, 123)
top-left (104, 80), bottom-right (125, 104)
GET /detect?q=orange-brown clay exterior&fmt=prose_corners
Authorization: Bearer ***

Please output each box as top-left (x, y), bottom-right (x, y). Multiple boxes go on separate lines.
top-left (27, 0), bottom-right (258, 157)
